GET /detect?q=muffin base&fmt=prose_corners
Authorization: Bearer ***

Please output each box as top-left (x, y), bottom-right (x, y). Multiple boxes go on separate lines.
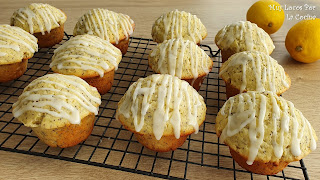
top-left (34, 24), bottom-right (65, 48)
top-left (114, 37), bottom-right (130, 55)
top-left (0, 58), bottom-right (28, 82)
top-left (229, 148), bottom-right (289, 175)
top-left (135, 133), bottom-right (188, 152)
top-left (82, 68), bottom-right (115, 95)
top-left (223, 72), bottom-right (291, 98)
top-left (31, 113), bottom-right (95, 148)
top-left (221, 48), bottom-right (236, 63)
top-left (225, 83), bottom-right (242, 99)
top-left (184, 75), bottom-right (206, 91)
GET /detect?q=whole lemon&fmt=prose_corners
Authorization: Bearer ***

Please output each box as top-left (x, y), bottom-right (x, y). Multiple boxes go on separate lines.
top-left (247, 0), bottom-right (285, 34)
top-left (285, 19), bottom-right (320, 63)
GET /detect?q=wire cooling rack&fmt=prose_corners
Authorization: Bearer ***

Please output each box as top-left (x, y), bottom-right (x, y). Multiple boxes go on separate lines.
top-left (0, 33), bottom-right (309, 180)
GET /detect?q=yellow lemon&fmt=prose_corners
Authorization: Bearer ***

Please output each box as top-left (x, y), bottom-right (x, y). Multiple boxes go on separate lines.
top-left (247, 0), bottom-right (285, 34)
top-left (285, 18), bottom-right (320, 63)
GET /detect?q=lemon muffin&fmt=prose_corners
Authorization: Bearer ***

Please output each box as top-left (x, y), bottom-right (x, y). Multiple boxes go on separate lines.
top-left (11, 3), bottom-right (67, 48)
top-left (12, 74), bottom-right (101, 148)
top-left (216, 91), bottom-right (317, 175)
top-left (219, 51), bottom-right (291, 98)
top-left (148, 38), bottom-right (213, 91)
top-left (116, 74), bottom-right (206, 152)
top-left (50, 34), bottom-right (122, 95)
top-left (152, 9), bottom-right (207, 44)
top-left (73, 8), bottom-right (135, 55)
top-left (0, 25), bottom-right (38, 82)
top-left (215, 21), bottom-right (275, 62)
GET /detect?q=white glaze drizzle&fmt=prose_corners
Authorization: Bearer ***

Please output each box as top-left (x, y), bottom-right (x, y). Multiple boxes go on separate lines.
top-left (12, 74), bottom-right (101, 125)
top-left (288, 101), bottom-right (305, 156)
top-left (118, 74), bottom-right (202, 140)
top-left (271, 94), bottom-right (289, 158)
top-left (303, 113), bottom-right (317, 151)
top-left (76, 8), bottom-right (134, 44)
top-left (247, 93), bottom-right (266, 165)
top-left (219, 91), bottom-right (317, 164)
top-left (13, 3), bottom-right (66, 35)
top-left (216, 21), bottom-right (275, 53)
top-left (0, 25), bottom-right (38, 58)
top-left (50, 35), bottom-right (121, 77)
top-left (219, 51), bottom-right (289, 93)
top-left (160, 9), bottom-right (204, 42)
top-left (0, 44), bottom-right (20, 57)
top-left (0, 43), bottom-right (20, 52)
top-left (150, 38), bottom-right (211, 82)
top-left (0, 52), bottom-right (7, 56)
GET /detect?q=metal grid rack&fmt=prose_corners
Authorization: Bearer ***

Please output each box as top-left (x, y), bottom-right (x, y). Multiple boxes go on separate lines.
top-left (0, 33), bottom-right (309, 180)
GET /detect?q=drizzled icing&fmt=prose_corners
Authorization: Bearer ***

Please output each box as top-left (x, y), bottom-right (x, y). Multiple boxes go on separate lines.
top-left (219, 51), bottom-right (289, 94)
top-left (215, 21), bottom-right (275, 54)
top-left (149, 38), bottom-right (212, 84)
top-left (12, 74), bottom-right (101, 125)
top-left (0, 25), bottom-right (38, 64)
top-left (152, 9), bottom-right (206, 43)
top-left (50, 34), bottom-right (122, 77)
top-left (74, 9), bottom-right (134, 44)
top-left (117, 74), bottom-right (204, 140)
top-left (219, 91), bottom-right (317, 165)
top-left (11, 3), bottom-right (67, 35)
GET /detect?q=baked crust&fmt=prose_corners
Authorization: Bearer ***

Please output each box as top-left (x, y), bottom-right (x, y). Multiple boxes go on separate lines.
top-left (220, 48), bottom-right (236, 63)
top-left (113, 37), bottom-right (130, 55)
top-left (31, 113), bottom-right (95, 148)
top-left (33, 24), bottom-right (65, 48)
top-left (118, 113), bottom-right (205, 152)
top-left (0, 58), bottom-right (28, 82)
top-left (229, 147), bottom-right (289, 175)
top-left (82, 68), bottom-right (115, 95)
top-left (182, 75), bottom-right (206, 91)
top-left (135, 134), bottom-right (188, 152)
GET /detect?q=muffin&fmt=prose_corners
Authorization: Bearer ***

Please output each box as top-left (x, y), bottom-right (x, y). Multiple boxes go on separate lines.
top-left (73, 8), bottom-right (135, 55)
top-left (0, 25), bottom-right (38, 82)
top-left (148, 38), bottom-right (213, 91)
top-left (215, 21), bottom-right (275, 62)
top-left (116, 74), bottom-right (206, 152)
top-left (216, 91), bottom-right (317, 175)
top-left (152, 9), bottom-right (207, 44)
top-left (11, 3), bottom-right (67, 48)
top-left (219, 51), bottom-right (291, 98)
top-left (12, 74), bottom-right (101, 148)
top-left (50, 34), bottom-right (122, 95)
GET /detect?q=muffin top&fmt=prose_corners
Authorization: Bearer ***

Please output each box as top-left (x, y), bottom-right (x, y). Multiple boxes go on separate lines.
top-left (116, 74), bottom-right (206, 140)
top-left (152, 10), bottom-right (207, 44)
top-left (50, 34), bottom-right (122, 78)
top-left (12, 74), bottom-right (101, 129)
top-left (10, 3), bottom-right (67, 35)
top-left (215, 21), bottom-right (275, 54)
top-left (0, 25), bottom-right (38, 65)
top-left (216, 91), bottom-right (317, 164)
top-left (149, 38), bottom-right (213, 79)
top-left (219, 51), bottom-right (291, 95)
top-left (73, 8), bottom-right (135, 45)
